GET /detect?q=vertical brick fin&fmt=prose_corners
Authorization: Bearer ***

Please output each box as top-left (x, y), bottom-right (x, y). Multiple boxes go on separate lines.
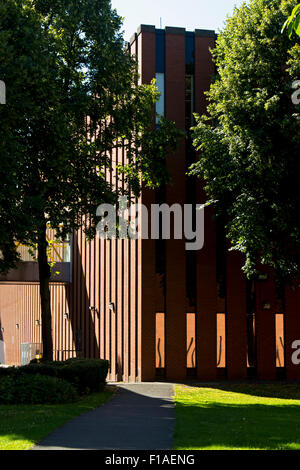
top-left (226, 251), bottom-right (247, 379)
top-left (110, 240), bottom-right (117, 381)
top-left (130, 238), bottom-right (137, 382)
top-left (165, 30), bottom-right (187, 381)
top-left (137, 235), bottom-right (142, 381)
top-left (194, 34), bottom-right (215, 116)
top-left (196, 205), bottom-right (217, 380)
top-left (286, 286), bottom-right (300, 379)
top-left (100, 238), bottom-right (106, 360)
top-left (94, 236), bottom-right (100, 360)
top-left (256, 272), bottom-right (276, 380)
top-left (105, 240), bottom-right (111, 377)
top-left (194, 34), bottom-right (217, 380)
top-left (90, 239), bottom-right (95, 359)
top-left (138, 27), bottom-right (156, 381)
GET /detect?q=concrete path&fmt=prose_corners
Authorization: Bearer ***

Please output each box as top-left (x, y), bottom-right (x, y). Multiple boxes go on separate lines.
top-left (34, 383), bottom-right (175, 450)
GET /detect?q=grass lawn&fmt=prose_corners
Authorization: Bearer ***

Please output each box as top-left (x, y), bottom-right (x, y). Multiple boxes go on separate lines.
top-left (174, 383), bottom-right (300, 450)
top-left (0, 387), bottom-right (114, 450)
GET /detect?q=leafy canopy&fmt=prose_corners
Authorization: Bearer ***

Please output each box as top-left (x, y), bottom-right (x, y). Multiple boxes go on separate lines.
top-left (0, 0), bottom-right (181, 272)
top-left (190, 0), bottom-right (300, 283)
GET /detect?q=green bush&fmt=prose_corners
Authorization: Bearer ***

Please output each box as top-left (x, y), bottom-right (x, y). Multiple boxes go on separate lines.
top-left (0, 374), bottom-right (78, 404)
top-left (21, 362), bottom-right (58, 377)
top-left (0, 366), bottom-right (18, 378)
top-left (56, 359), bottom-right (109, 394)
top-left (20, 358), bottom-right (109, 395)
top-left (0, 376), bottom-right (14, 403)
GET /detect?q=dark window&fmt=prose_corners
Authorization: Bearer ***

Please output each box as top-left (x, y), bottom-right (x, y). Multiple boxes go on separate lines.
top-left (156, 30), bottom-right (165, 73)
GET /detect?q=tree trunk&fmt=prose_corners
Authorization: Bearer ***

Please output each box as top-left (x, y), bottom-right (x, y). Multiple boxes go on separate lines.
top-left (38, 224), bottom-right (53, 361)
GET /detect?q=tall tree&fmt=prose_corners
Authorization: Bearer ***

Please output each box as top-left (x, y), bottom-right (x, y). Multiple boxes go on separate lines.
top-left (190, 0), bottom-right (300, 285)
top-left (0, 0), bottom-right (181, 360)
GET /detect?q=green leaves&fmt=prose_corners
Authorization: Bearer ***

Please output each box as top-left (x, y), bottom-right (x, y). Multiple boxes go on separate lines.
top-left (191, 0), bottom-right (300, 284)
top-left (282, 3), bottom-right (300, 38)
top-left (0, 0), bottom-right (180, 272)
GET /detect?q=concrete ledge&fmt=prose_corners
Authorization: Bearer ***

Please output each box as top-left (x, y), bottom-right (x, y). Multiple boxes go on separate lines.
top-left (165, 26), bottom-right (186, 35)
top-left (135, 25), bottom-right (215, 38)
top-left (137, 24), bottom-right (156, 35)
top-left (195, 29), bottom-right (216, 38)
top-left (130, 32), bottom-right (137, 45)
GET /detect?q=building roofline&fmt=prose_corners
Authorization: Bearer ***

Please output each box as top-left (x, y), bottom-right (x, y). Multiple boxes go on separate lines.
top-left (194, 29), bottom-right (216, 38)
top-left (136, 24), bottom-right (215, 37)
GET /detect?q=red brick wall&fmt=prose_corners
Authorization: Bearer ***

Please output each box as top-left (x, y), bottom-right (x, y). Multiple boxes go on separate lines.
top-left (226, 251), bottom-right (247, 379)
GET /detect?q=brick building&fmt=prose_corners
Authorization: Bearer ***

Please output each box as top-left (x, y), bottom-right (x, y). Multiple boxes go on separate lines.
top-left (0, 25), bottom-right (300, 381)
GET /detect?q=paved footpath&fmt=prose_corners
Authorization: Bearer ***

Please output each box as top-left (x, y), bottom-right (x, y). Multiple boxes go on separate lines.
top-left (34, 383), bottom-right (175, 450)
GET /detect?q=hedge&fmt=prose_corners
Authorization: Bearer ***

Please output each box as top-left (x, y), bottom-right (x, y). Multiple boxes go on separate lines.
top-left (19, 358), bottom-right (109, 394)
top-left (0, 373), bottom-right (78, 404)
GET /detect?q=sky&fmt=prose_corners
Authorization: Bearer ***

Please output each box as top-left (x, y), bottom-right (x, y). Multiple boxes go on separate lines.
top-left (111, 0), bottom-right (248, 42)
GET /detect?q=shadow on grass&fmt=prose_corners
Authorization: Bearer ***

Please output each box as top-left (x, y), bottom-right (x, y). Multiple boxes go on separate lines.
top-left (174, 384), bottom-right (300, 450)
top-left (177, 381), bottom-right (300, 400)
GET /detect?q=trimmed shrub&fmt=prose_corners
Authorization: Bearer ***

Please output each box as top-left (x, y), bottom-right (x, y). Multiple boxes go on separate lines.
top-left (56, 359), bottom-right (109, 394)
top-left (20, 358), bottom-right (109, 395)
top-left (0, 366), bottom-right (18, 378)
top-left (21, 362), bottom-right (58, 377)
top-left (0, 373), bottom-right (78, 404)
top-left (0, 376), bottom-right (14, 403)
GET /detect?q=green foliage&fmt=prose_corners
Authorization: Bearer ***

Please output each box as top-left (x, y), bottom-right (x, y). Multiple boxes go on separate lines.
top-left (0, 366), bottom-right (18, 378)
top-left (282, 2), bottom-right (300, 37)
top-left (56, 358), bottom-right (109, 394)
top-left (0, 0), bottom-right (181, 360)
top-left (0, 0), bottom-right (181, 267)
top-left (20, 358), bottom-right (109, 394)
top-left (0, 374), bottom-right (78, 404)
top-left (190, 0), bottom-right (300, 283)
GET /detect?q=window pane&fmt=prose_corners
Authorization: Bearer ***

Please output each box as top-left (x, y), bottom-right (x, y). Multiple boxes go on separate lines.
top-left (155, 313), bottom-right (165, 368)
top-left (247, 313), bottom-right (256, 368)
top-left (155, 73), bottom-right (165, 123)
top-left (276, 313), bottom-right (285, 367)
top-left (217, 313), bottom-right (226, 368)
top-left (186, 313), bottom-right (196, 368)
